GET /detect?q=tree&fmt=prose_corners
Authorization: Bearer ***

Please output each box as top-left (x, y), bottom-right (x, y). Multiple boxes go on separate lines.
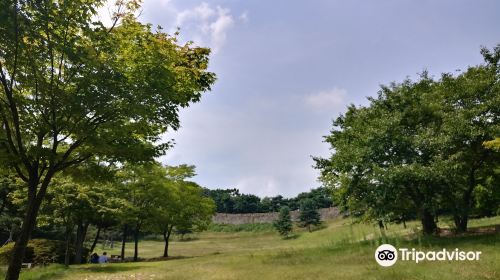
top-left (316, 75), bottom-right (445, 234)
top-left (298, 199), bottom-right (321, 232)
top-left (40, 177), bottom-right (91, 266)
top-left (434, 48), bottom-right (500, 232)
top-left (39, 174), bottom-right (123, 264)
top-left (233, 194), bottom-right (261, 213)
top-left (147, 165), bottom-right (215, 258)
top-left (296, 187), bottom-right (333, 209)
top-left (315, 46), bottom-right (499, 235)
top-left (203, 188), bottom-right (237, 213)
top-left (273, 206), bottom-right (293, 238)
top-left (118, 163), bottom-right (166, 261)
top-left (0, 0), bottom-right (215, 278)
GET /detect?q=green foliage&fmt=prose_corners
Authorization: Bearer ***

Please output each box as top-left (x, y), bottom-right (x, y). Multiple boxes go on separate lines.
top-left (142, 164), bottom-right (216, 235)
top-left (298, 199), bottom-right (321, 232)
top-left (0, 0), bottom-right (216, 276)
top-left (484, 138), bottom-right (500, 151)
top-left (0, 239), bottom-right (89, 265)
top-left (273, 206), bottom-right (293, 237)
top-left (315, 46), bottom-right (500, 234)
top-left (204, 187), bottom-right (333, 214)
top-left (0, 171), bottom-right (24, 241)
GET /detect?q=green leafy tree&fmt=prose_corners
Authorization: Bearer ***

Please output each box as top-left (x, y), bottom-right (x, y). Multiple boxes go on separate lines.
top-left (315, 73), bottom-right (446, 234)
top-left (118, 163), bottom-right (166, 261)
top-left (273, 206), bottom-right (293, 238)
top-left (298, 199), bottom-right (321, 232)
top-left (0, 0), bottom-right (215, 278)
top-left (174, 181), bottom-right (215, 236)
top-left (147, 183), bottom-right (178, 258)
top-left (39, 175), bottom-right (122, 264)
top-left (40, 177), bottom-right (90, 266)
top-left (434, 48), bottom-right (500, 232)
top-left (315, 46), bottom-right (499, 235)
top-left (295, 187), bottom-right (333, 209)
top-left (148, 165), bottom-right (215, 257)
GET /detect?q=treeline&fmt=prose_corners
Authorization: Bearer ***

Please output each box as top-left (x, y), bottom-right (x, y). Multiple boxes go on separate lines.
top-left (315, 46), bottom-right (500, 234)
top-left (203, 187), bottom-right (333, 213)
top-left (0, 163), bottom-right (214, 264)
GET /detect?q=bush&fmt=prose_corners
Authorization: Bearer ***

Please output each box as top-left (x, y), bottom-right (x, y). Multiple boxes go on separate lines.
top-left (0, 239), bottom-right (89, 265)
top-left (274, 206), bottom-right (293, 238)
top-left (298, 199), bottom-right (321, 232)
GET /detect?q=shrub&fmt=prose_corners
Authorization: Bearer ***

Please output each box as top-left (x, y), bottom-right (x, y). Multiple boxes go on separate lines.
top-left (0, 239), bottom-right (89, 265)
top-left (274, 206), bottom-right (293, 238)
top-left (298, 199), bottom-right (321, 232)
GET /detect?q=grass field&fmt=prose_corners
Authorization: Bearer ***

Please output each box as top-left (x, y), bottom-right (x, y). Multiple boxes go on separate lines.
top-left (2, 216), bottom-right (499, 280)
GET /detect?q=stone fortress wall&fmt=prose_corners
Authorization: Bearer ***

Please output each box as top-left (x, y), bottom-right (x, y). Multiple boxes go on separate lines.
top-left (212, 207), bottom-right (340, 224)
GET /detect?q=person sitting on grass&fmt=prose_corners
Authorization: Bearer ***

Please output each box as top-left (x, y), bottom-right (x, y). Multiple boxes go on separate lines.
top-left (98, 252), bottom-right (109, 263)
top-left (90, 252), bottom-right (99, 264)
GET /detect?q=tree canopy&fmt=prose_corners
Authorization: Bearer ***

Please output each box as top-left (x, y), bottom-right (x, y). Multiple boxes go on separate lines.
top-left (0, 0), bottom-right (215, 278)
top-left (315, 46), bottom-right (500, 234)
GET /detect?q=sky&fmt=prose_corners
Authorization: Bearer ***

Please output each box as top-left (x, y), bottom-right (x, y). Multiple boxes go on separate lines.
top-left (101, 0), bottom-right (500, 197)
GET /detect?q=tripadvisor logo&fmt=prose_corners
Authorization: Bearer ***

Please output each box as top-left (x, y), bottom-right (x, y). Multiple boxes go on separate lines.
top-left (375, 244), bottom-right (482, 267)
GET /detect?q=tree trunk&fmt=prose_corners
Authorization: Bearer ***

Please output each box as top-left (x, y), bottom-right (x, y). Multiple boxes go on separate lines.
top-left (74, 222), bottom-right (89, 264)
top-left (2, 224), bottom-right (16, 246)
top-left (402, 219), bottom-right (407, 229)
top-left (454, 168), bottom-right (476, 233)
top-left (378, 220), bottom-right (386, 238)
top-left (90, 226), bottom-right (102, 253)
top-left (5, 215), bottom-right (34, 280)
top-left (64, 224), bottom-right (74, 267)
top-left (133, 224), bottom-right (140, 262)
top-left (378, 220), bottom-right (384, 229)
top-left (120, 225), bottom-right (127, 261)
top-left (162, 225), bottom-right (173, 258)
top-left (454, 215), bottom-right (468, 233)
top-left (5, 177), bottom-right (51, 280)
top-left (421, 209), bottom-right (437, 235)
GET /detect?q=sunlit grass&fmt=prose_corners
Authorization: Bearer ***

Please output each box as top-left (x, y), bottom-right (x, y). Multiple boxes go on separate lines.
top-left (1, 216), bottom-right (499, 280)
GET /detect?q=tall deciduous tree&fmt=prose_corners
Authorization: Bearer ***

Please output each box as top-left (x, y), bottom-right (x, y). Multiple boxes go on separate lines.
top-left (435, 47), bottom-right (500, 232)
top-left (0, 1), bottom-right (215, 278)
top-left (315, 46), bottom-right (499, 235)
top-left (315, 75), bottom-right (444, 234)
top-left (118, 162), bottom-right (167, 261)
top-left (152, 165), bottom-right (214, 257)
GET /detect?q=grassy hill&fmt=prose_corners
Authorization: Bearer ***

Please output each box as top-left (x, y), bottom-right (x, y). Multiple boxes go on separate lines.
top-left (2, 216), bottom-right (499, 280)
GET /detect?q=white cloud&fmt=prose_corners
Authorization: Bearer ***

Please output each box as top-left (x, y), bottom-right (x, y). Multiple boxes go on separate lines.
top-left (174, 3), bottom-right (235, 54)
top-left (235, 176), bottom-right (280, 197)
top-left (175, 2), bottom-right (215, 26)
top-left (97, 1), bottom-right (238, 54)
top-left (305, 87), bottom-right (347, 111)
top-left (209, 7), bottom-right (234, 53)
top-left (158, 0), bottom-right (172, 7)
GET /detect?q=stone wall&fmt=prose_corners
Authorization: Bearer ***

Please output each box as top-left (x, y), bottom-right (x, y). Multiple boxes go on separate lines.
top-left (212, 207), bottom-right (340, 225)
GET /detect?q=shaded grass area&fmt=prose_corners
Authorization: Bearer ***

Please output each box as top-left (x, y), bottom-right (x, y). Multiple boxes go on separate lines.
top-left (1, 216), bottom-right (499, 280)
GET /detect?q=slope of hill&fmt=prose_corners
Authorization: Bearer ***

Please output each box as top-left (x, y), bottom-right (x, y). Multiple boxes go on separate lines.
top-left (3, 216), bottom-right (500, 280)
